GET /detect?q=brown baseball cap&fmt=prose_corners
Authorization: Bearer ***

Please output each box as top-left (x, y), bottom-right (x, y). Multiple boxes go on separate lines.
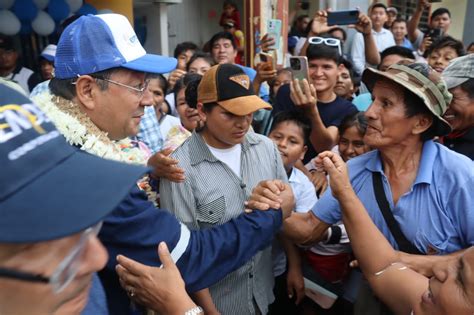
top-left (198, 64), bottom-right (272, 116)
top-left (362, 60), bottom-right (453, 136)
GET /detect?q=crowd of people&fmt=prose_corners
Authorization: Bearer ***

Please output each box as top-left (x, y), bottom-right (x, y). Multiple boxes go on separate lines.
top-left (0, 1), bottom-right (473, 315)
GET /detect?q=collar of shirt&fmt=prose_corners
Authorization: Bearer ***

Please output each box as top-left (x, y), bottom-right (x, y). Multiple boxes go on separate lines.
top-left (365, 140), bottom-right (436, 185)
top-left (189, 131), bottom-right (261, 166)
top-left (372, 28), bottom-right (391, 35)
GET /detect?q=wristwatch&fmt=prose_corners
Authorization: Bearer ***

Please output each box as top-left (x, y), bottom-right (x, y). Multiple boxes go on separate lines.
top-left (184, 306), bottom-right (204, 315)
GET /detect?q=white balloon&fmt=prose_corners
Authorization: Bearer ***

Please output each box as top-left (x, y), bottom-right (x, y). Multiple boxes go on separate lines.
top-left (65, 0), bottom-right (82, 13)
top-left (32, 10), bottom-right (55, 36)
top-left (0, 0), bottom-right (14, 10)
top-left (0, 10), bottom-right (21, 35)
top-left (33, 0), bottom-right (49, 9)
top-left (97, 9), bottom-right (113, 14)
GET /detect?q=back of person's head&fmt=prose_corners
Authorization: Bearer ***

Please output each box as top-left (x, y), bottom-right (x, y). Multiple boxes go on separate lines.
top-left (173, 72), bottom-right (202, 107)
top-left (381, 46), bottom-right (415, 61)
top-left (209, 31), bottom-right (237, 49)
top-left (431, 8), bottom-right (451, 20)
top-left (184, 73), bottom-right (203, 109)
top-left (424, 35), bottom-right (465, 59)
top-left (338, 111), bottom-right (368, 137)
top-left (270, 110), bottom-right (311, 144)
top-left (173, 42), bottom-right (198, 59)
top-left (328, 27), bottom-right (347, 42)
top-left (306, 36), bottom-right (342, 64)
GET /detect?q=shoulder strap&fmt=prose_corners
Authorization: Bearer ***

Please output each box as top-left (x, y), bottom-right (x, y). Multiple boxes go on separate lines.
top-left (372, 172), bottom-right (423, 255)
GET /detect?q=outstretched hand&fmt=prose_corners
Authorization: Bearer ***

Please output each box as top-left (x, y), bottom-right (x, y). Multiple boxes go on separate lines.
top-left (148, 147), bottom-right (185, 182)
top-left (116, 242), bottom-right (197, 313)
top-left (245, 180), bottom-right (295, 219)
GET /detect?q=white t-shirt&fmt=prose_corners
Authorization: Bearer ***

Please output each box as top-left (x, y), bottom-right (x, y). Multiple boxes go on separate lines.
top-left (2, 67), bottom-right (34, 94)
top-left (206, 144), bottom-right (242, 176)
top-left (350, 28), bottom-right (395, 74)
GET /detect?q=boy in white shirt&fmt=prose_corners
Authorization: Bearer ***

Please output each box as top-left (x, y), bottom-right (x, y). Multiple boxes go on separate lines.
top-left (268, 110), bottom-right (317, 314)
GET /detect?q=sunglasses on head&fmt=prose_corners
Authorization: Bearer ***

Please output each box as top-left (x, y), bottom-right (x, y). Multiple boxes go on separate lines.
top-left (308, 37), bottom-right (342, 57)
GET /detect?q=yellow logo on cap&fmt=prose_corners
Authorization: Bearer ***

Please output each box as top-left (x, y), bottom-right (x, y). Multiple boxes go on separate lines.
top-left (229, 75), bottom-right (250, 90)
top-left (0, 105), bottom-right (46, 143)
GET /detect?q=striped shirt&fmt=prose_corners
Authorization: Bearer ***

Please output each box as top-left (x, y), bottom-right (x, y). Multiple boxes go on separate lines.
top-left (160, 131), bottom-right (288, 314)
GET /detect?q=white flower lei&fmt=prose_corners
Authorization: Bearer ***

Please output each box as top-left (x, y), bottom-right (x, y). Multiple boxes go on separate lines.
top-left (32, 90), bottom-right (148, 165)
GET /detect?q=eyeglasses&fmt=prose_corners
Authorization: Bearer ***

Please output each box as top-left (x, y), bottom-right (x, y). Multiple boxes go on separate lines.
top-left (0, 222), bottom-right (102, 294)
top-left (94, 77), bottom-right (149, 98)
top-left (308, 37), bottom-right (342, 57)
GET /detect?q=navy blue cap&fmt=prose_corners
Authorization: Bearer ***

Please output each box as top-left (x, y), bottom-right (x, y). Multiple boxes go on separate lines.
top-left (0, 83), bottom-right (148, 243)
top-left (55, 14), bottom-right (177, 79)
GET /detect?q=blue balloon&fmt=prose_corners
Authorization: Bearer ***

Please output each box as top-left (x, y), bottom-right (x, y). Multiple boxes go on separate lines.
top-left (20, 21), bottom-right (32, 34)
top-left (77, 3), bottom-right (96, 15)
top-left (12, 0), bottom-right (38, 21)
top-left (48, 0), bottom-right (70, 22)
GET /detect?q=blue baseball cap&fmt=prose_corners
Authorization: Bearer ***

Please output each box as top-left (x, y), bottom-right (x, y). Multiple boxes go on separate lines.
top-left (0, 83), bottom-right (148, 243)
top-left (54, 13), bottom-right (177, 79)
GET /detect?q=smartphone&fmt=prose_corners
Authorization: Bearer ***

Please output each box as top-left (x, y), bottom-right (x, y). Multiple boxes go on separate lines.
top-left (327, 10), bottom-right (359, 26)
top-left (266, 19), bottom-right (282, 49)
top-left (259, 52), bottom-right (275, 71)
top-left (428, 0), bottom-right (442, 2)
top-left (426, 28), bottom-right (443, 42)
top-left (289, 56), bottom-right (309, 83)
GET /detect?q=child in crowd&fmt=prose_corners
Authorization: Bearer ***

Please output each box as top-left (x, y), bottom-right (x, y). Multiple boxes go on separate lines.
top-left (267, 110), bottom-right (317, 315)
top-left (219, 1), bottom-right (241, 30)
top-left (423, 35), bottom-right (465, 73)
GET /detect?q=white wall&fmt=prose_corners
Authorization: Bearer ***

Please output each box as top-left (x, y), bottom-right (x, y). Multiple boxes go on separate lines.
top-left (135, 0), bottom-right (245, 56)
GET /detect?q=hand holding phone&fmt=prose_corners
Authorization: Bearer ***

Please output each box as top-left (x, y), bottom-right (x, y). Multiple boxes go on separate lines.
top-left (327, 10), bottom-right (359, 26)
top-left (266, 19), bottom-right (282, 49)
top-left (289, 56), bottom-right (309, 82)
top-left (259, 52), bottom-right (275, 71)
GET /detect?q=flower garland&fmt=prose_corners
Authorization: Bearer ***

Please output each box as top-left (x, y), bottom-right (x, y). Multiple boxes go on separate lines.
top-left (32, 89), bottom-right (159, 206)
top-left (32, 90), bottom-right (148, 165)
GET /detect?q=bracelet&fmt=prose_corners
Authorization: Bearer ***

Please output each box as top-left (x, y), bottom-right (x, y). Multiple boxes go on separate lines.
top-left (184, 306), bottom-right (204, 315)
top-left (374, 262), bottom-right (408, 277)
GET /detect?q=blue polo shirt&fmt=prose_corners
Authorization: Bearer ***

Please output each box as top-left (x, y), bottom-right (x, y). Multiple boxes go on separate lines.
top-left (313, 140), bottom-right (474, 254)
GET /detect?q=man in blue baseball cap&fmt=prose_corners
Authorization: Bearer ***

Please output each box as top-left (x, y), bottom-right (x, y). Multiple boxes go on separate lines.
top-left (0, 82), bottom-right (147, 314)
top-left (31, 13), bottom-right (292, 315)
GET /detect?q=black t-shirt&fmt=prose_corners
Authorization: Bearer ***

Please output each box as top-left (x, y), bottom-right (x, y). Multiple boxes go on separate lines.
top-left (304, 96), bottom-right (358, 163)
top-left (443, 128), bottom-right (474, 160)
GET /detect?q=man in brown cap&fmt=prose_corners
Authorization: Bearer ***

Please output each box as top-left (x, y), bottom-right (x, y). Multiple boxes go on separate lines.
top-left (160, 63), bottom-right (288, 315)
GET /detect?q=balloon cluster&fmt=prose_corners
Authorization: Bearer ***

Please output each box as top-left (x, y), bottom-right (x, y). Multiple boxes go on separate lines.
top-left (0, 0), bottom-right (108, 36)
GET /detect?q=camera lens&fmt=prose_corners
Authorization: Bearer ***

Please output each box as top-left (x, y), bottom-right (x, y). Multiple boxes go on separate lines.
top-left (290, 58), bottom-right (301, 70)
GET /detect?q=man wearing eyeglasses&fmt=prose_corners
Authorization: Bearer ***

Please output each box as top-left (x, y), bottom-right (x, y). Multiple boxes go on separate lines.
top-left (32, 13), bottom-right (291, 315)
top-left (0, 82), bottom-right (147, 314)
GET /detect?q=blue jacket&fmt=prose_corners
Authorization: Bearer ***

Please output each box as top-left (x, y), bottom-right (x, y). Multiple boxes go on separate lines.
top-left (98, 185), bottom-right (282, 314)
